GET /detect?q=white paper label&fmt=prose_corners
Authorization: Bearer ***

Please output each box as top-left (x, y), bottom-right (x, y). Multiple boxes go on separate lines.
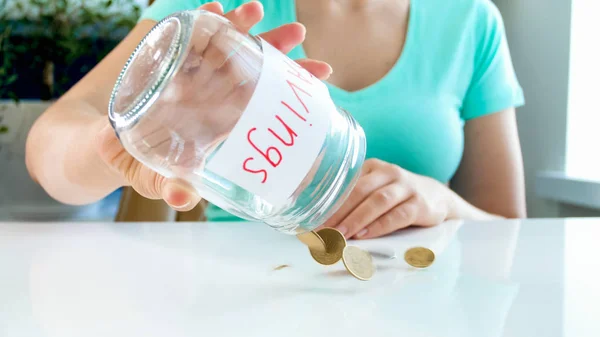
top-left (205, 40), bottom-right (334, 206)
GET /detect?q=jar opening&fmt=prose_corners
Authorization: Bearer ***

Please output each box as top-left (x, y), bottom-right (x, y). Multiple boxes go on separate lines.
top-left (108, 12), bottom-right (193, 131)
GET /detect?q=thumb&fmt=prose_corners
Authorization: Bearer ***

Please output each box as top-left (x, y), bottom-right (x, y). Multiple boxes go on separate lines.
top-left (94, 119), bottom-right (129, 186)
top-left (96, 120), bottom-right (202, 211)
top-left (161, 179), bottom-right (202, 212)
top-left (112, 150), bottom-right (202, 212)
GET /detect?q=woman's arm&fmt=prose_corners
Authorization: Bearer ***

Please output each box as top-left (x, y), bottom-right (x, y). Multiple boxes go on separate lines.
top-left (25, 20), bottom-right (157, 205)
top-left (450, 107), bottom-right (527, 219)
top-left (26, 2), bottom-right (332, 208)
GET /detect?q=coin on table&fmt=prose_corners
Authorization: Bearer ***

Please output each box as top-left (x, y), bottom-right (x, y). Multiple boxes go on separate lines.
top-left (296, 230), bottom-right (326, 253)
top-left (342, 245), bottom-right (375, 281)
top-left (404, 247), bottom-right (435, 268)
top-left (310, 228), bottom-right (347, 265)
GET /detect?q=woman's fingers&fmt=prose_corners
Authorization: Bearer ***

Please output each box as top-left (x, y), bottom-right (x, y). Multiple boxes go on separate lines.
top-left (320, 171), bottom-right (395, 230)
top-left (201, 1), bottom-right (303, 53)
top-left (259, 23), bottom-right (306, 54)
top-left (222, 1), bottom-right (264, 33)
top-left (129, 164), bottom-right (202, 212)
top-left (198, 1), bottom-right (224, 15)
top-left (162, 179), bottom-right (202, 212)
top-left (356, 199), bottom-right (419, 239)
top-left (201, 3), bottom-right (332, 80)
top-left (295, 59), bottom-right (333, 80)
top-left (96, 123), bottom-right (202, 211)
top-left (339, 184), bottom-right (412, 239)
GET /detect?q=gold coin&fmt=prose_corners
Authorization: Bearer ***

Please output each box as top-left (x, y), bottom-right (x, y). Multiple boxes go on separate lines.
top-left (310, 228), bottom-right (347, 265)
top-left (404, 247), bottom-right (435, 268)
top-left (296, 230), bottom-right (326, 253)
top-left (342, 246), bottom-right (375, 281)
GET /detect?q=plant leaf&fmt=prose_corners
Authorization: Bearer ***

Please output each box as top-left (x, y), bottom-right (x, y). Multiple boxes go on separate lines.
top-left (0, 125), bottom-right (9, 134)
top-left (6, 74), bottom-right (17, 84)
top-left (8, 92), bottom-right (20, 104)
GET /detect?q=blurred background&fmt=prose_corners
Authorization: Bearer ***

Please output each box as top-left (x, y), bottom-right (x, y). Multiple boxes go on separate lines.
top-left (0, 0), bottom-right (598, 221)
top-left (0, 0), bottom-right (148, 221)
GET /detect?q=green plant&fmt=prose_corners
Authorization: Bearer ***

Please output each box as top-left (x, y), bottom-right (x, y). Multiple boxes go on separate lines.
top-left (0, 25), bottom-right (20, 103)
top-left (0, 0), bottom-right (141, 101)
top-left (0, 22), bottom-right (19, 133)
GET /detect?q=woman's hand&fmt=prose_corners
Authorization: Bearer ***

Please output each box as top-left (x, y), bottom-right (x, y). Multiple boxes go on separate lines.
top-left (320, 158), bottom-right (459, 240)
top-left (95, 1), bottom-right (332, 211)
top-left (197, 2), bottom-right (332, 77)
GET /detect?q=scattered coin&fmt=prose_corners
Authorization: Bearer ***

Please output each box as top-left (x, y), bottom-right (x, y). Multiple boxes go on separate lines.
top-left (310, 228), bottom-right (347, 265)
top-left (342, 245), bottom-right (375, 281)
top-left (296, 230), bottom-right (326, 253)
top-left (295, 228), bottom-right (443, 281)
top-left (404, 247), bottom-right (435, 268)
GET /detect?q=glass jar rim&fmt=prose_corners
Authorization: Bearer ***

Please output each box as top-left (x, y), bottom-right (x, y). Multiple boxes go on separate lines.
top-left (108, 11), bottom-right (195, 133)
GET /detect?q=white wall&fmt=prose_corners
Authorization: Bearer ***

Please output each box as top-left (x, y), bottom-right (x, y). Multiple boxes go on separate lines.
top-left (493, 0), bottom-right (599, 217)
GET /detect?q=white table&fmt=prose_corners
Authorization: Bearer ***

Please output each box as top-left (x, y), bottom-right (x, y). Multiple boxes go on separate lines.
top-left (1, 218), bottom-right (599, 337)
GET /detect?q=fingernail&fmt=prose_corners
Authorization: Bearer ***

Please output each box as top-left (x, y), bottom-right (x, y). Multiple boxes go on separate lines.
top-left (356, 228), bottom-right (368, 238)
top-left (172, 199), bottom-right (191, 210)
top-left (337, 226), bottom-right (348, 236)
top-left (169, 193), bottom-right (191, 209)
top-left (165, 184), bottom-right (193, 209)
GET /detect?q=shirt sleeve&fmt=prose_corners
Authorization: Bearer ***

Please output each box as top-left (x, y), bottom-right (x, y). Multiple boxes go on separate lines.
top-left (461, 0), bottom-right (525, 120)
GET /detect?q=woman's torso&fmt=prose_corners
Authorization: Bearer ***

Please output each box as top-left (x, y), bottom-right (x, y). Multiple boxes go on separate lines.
top-left (140, 0), bottom-right (518, 221)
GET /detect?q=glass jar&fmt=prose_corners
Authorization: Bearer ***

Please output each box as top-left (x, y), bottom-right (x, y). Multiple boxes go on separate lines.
top-left (108, 9), bottom-right (366, 234)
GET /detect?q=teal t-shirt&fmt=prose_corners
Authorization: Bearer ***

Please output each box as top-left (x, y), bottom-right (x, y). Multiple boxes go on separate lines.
top-left (140, 0), bottom-right (525, 221)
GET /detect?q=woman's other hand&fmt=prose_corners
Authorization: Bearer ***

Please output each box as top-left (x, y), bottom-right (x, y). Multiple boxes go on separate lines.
top-left (320, 158), bottom-right (458, 239)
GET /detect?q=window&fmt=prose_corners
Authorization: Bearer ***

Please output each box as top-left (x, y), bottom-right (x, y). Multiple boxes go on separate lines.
top-left (565, 0), bottom-right (600, 181)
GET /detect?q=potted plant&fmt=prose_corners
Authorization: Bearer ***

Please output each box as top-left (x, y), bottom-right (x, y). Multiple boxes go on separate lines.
top-left (0, 0), bottom-right (142, 220)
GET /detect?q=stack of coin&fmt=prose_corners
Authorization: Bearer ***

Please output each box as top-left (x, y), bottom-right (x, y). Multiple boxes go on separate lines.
top-left (297, 228), bottom-right (375, 281)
